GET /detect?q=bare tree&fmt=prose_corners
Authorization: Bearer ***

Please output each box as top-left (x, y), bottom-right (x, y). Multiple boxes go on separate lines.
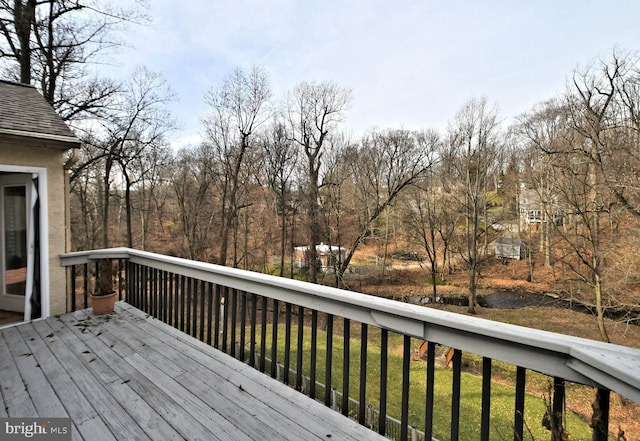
top-left (203, 66), bottom-right (271, 266)
top-left (286, 81), bottom-right (351, 283)
top-left (261, 120), bottom-right (298, 276)
top-left (404, 151), bottom-right (459, 302)
top-left (517, 99), bottom-right (571, 268)
top-left (0, 0), bottom-right (144, 120)
top-left (130, 142), bottom-right (173, 250)
top-left (446, 97), bottom-right (501, 314)
top-left (171, 145), bottom-right (217, 261)
top-left (341, 129), bottom-right (437, 282)
top-left (319, 133), bottom-right (353, 285)
top-left (71, 67), bottom-right (175, 248)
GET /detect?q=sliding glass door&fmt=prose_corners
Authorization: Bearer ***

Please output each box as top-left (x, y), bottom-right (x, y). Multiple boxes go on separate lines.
top-left (0, 174), bottom-right (34, 322)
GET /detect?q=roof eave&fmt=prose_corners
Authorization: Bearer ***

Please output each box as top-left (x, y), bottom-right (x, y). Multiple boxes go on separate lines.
top-left (0, 128), bottom-right (81, 150)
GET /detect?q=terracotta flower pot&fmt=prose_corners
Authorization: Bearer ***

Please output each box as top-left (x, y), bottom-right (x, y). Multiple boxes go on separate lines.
top-left (91, 291), bottom-right (117, 315)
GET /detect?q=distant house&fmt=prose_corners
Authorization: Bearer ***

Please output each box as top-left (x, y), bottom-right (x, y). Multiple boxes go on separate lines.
top-left (0, 79), bottom-right (81, 326)
top-left (519, 184), bottom-right (564, 229)
top-left (294, 243), bottom-right (347, 272)
top-left (491, 236), bottom-right (529, 260)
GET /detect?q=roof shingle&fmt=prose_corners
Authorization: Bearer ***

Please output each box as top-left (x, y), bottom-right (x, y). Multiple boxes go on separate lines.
top-left (0, 79), bottom-right (80, 149)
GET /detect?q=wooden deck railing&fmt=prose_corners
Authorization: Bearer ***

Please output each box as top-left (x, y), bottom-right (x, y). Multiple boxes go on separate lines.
top-left (60, 248), bottom-right (640, 441)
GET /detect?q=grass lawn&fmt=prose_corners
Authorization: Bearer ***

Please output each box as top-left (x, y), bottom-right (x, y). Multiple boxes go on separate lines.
top-left (247, 322), bottom-right (596, 441)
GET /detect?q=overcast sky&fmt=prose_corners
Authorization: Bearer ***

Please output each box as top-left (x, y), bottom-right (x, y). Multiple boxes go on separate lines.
top-left (113, 0), bottom-right (640, 148)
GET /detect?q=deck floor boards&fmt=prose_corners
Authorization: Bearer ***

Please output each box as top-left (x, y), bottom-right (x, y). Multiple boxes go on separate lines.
top-left (0, 302), bottom-right (387, 441)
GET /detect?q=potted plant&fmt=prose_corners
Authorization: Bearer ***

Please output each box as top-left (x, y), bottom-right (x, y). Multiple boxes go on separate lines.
top-left (91, 258), bottom-right (117, 315)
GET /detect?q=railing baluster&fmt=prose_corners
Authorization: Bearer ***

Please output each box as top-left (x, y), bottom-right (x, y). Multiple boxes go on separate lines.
top-left (151, 268), bottom-right (162, 319)
top-left (190, 279), bottom-right (204, 338)
top-left (142, 265), bottom-right (149, 313)
top-left (129, 263), bottom-right (136, 308)
top-left (145, 268), bottom-right (154, 316)
top-left (400, 335), bottom-right (411, 441)
top-left (271, 299), bottom-right (279, 378)
top-left (179, 275), bottom-right (186, 333)
top-left (481, 357), bottom-right (492, 441)
top-left (342, 318), bottom-right (350, 416)
top-left (260, 295), bottom-right (267, 372)
top-left (125, 261), bottom-right (132, 306)
top-left (514, 366), bottom-right (526, 441)
top-left (171, 272), bottom-right (178, 327)
top-left (425, 341), bottom-right (435, 441)
top-left (162, 270), bottom-right (168, 322)
top-left (230, 288), bottom-right (237, 358)
top-left (206, 282), bottom-right (213, 345)
top-left (92, 261), bottom-right (98, 309)
top-left (222, 286), bottom-right (229, 351)
top-left (239, 290), bottom-right (247, 362)
top-left (186, 277), bottom-right (192, 335)
top-left (296, 305), bottom-right (304, 391)
top-left (284, 303), bottom-right (292, 385)
top-left (199, 279), bottom-right (206, 342)
top-left (310, 309), bottom-right (318, 399)
top-left (167, 272), bottom-right (176, 326)
top-left (70, 265), bottom-right (77, 312)
top-left (249, 293), bottom-right (257, 367)
top-left (592, 388), bottom-right (610, 441)
top-left (214, 285), bottom-right (221, 348)
top-left (83, 263), bottom-right (89, 308)
top-left (551, 377), bottom-right (565, 441)
top-left (358, 323), bottom-right (368, 426)
top-left (451, 348), bottom-right (462, 441)
top-left (151, 268), bottom-right (157, 318)
top-left (324, 313), bottom-right (334, 407)
top-left (379, 328), bottom-right (388, 436)
top-left (118, 259), bottom-right (123, 301)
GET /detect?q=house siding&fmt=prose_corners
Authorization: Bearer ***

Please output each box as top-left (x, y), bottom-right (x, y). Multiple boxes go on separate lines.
top-left (0, 141), bottom-right (69, 315)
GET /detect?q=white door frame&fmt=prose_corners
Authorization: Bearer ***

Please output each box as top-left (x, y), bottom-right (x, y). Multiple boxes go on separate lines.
top-left (0, 164), bottom-right (49, 323)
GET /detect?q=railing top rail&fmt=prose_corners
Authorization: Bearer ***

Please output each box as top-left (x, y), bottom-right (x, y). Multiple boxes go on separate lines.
top-left (60, 247), bottom-right (640, 403)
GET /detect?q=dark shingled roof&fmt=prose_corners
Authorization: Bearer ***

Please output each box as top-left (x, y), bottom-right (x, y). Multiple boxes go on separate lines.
top-left (0, 79), bottom-right (80, 150)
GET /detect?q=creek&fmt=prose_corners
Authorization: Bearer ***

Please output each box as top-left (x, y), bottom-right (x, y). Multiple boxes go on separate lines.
top-left (404, 291), bottom-right (639, 325)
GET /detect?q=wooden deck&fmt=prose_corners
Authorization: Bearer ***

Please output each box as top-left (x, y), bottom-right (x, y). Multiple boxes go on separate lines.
top-left (0, 302), bottom-right (387, 441)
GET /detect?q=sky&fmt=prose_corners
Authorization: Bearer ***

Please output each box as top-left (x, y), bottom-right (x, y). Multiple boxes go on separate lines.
top-left (112, 0), bottom-right (640, 149)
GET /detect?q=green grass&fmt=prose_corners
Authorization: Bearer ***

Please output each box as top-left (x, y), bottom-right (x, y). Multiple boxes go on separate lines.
top-left (241, 322), bottom-right (595, 441)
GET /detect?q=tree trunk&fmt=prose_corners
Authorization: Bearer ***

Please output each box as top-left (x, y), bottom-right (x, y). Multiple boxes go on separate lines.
top-left (14, 0), bottom-right (36, 84)
top-left (594, 271), bottom-right (609, 343)
top-left (102, 157), bottom-right (112, 248)
top-left (468, 262), bottom-right (477, 314)
top-left (280, 196), bottom-right (286, 277)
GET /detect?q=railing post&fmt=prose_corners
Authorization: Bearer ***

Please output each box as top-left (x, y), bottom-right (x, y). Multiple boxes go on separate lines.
top-left (296, 305), bottom-right (304, 391)
top-left (284, 303), bottom-right (292, 385)
top-left (514, 366), bottom-right (526, 441)
top-left (425, 342), bottom-right (435, 441)
top-left (271, 299), bottom-right (279, 378)
top-left (238, 289), bottom-right (246, 361)
top-left (310, 309), bottom-right (318, 399)
top-left (259, 295), bottom-right (267, 372)
top-left (451, 348), bottom-right (462, 441)
top-left (551, 377), bottom-right (565, 441)
top-left (481, 357), bottom-right (492, 441)
top-left (324, 314), bottom-right (334, 407)
top-left (342, 318), bottom-right (350, 417)
top-left (400, 335), bottom-right (411, 441)
top-left (358, 323), bottom-right (368, 426)
top-left (83, 263), bottom-right (89, 308)
top-left (379, 328), bottom-right (388, 437)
